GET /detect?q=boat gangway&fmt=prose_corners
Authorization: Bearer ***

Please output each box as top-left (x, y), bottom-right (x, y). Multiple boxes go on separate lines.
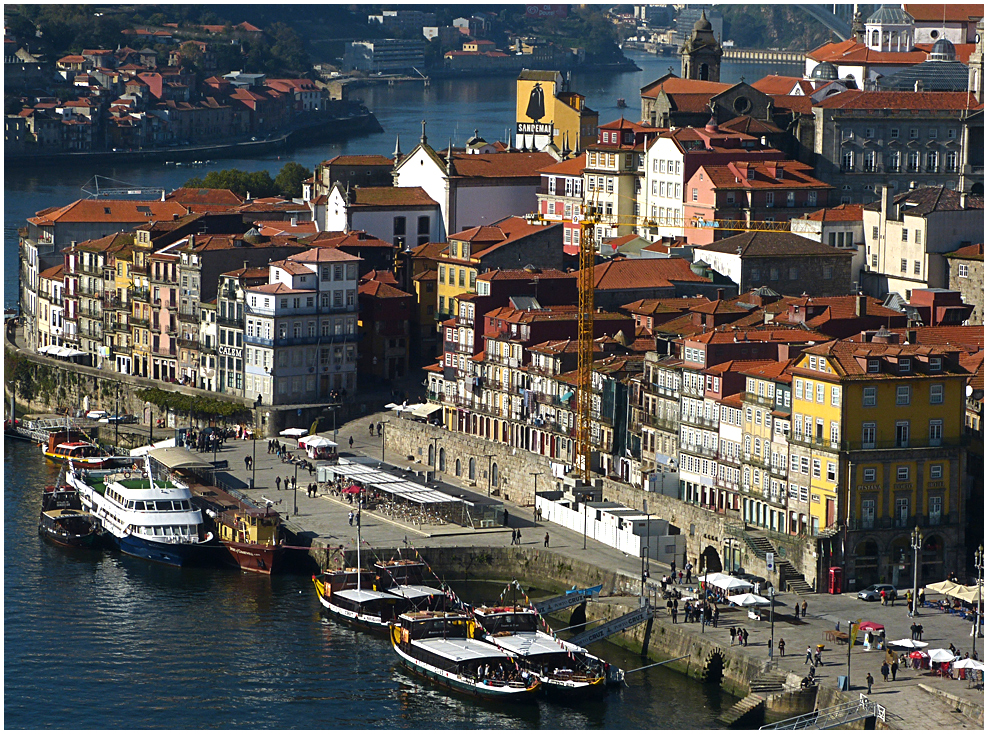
top-left (533, 584), bottom-right (602, 615)
top-left (18, 417), bottom-right (89, 443)
top-left (760, 695), bottom-right (886, 730)
top-left (569, 600), bottom-right (653, 647)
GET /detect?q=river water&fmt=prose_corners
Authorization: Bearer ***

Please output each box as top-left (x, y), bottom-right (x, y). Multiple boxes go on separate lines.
top-left (4, 439), bottom-right (736, 728)
top-left (2, 51), bottom-right (801, 307)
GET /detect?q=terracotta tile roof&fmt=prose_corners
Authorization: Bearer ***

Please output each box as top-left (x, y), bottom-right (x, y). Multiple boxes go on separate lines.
top-left (593, 257), bottom-right (710, 290)
top-left (959, 350), bottom-right (984, 391)
top-left (360, 269), bottom-right (398, 285)
top-left (786, 295), bottom-right (903, 326)
top-left (236, 199), bottom-right (309, 214)
top-left (944, 243), bottom-right (983, 260)
top-left (449, 217), bottom-right (559, 258)
top-left (769, 94), bottom-right (813, 114)
top-left (605, 234), bottom-right (643, 249)
top-left (718, 115), bottom-right (784, 135)
top-left (166, 187), bottom-right (244, 208)
top-left (443, 151), bottom-right (556, 179)
top-left (862, 185), bottom-right (984, 214)
top-left (701, 231), bottom-right (851, 258)
top-left (690, 299), bottom-right (748, 315)
top-left (28, 199), bottom-right (187, 226)
top-left (802, 339), bottom-right (971, 377)
top-left (349, 186), bottom-right (438, 208)
top-left (814, 90), bottom-right (980, 110)
top-left (305, 231), bottom-right (393, 249)
top-left (288, 248), bottom-right (361, 264)
top-left (477, 268), bottom-right (572, 281)
top-left (807, 39), bottom-right (929, 65)
top-left (706, 358), bottom-right (775, 375)
top-left (358, 280), bottom-right (411, 298)
top-left (695, 160), bottom-right (831, 190)
top-left (220, 266), bottom-right (269, 279)
top-left (269, 259), bottom-right (312, 275)
top-left (687, 326), bottom-right (829, 345)
top-left (69, 232), bottom-right (135, 253)
top-left (621, 297), bottom-right (710, 315)
top-left (322, 154), bottom-right (394, 167)
top-left (39, 264), bottom-right (65, 280)
top-left (257, 221), bottom-right (318, 237)
top-left (412, 269), bottom-right (437, 282)
top-left (736, 358), bottom-right (797, 380)
top-left (424, 362), bottom-right (443, 373)
top-left (640, 75), bottom-right (731, 99)
top-left (248, 282), bottom-right (311, 295)
top-left (539, 152), bottom-right (586, 176)
top-left (889, 325), bottom-right (984, 351)
top-left (903, 4), bottom-right (983, 22)
top-left (751, 75), bottom-right (812, 96)
top-left (410, 241), bottom-right (446, 260)
top-left (720, 393), bottom-right (744, 408)
top-left (801, 203), bottom-right (864, 222)
top-left (528, 338), bottom-right (578, 355)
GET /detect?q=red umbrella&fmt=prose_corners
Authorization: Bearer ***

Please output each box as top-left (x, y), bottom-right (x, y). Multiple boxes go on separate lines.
top-left (858, 621), bottom-right (885, 632)
top-left (909, 651), bottom-right (927, 659)
top-left (342, 484), bottom-right (361, 495)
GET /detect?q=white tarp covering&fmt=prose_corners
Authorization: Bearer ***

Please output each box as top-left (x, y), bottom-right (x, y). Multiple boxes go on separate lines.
top-left (279, 427), bottom-right (308, 437)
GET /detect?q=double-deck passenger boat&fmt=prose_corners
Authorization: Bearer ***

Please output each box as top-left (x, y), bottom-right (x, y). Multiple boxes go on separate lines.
top-left (38, 479), bottom-right (99, 549)
top-left (389, 610), bottom-right (542, 702)
top-left (472, 604), bottom-right (606, 697)
top-left (68, 455), bottom-right (213, 567)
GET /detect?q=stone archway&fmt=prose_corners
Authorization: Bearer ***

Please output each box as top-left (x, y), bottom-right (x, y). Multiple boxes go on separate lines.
top-left (702, 650), bottom-right (725, 686)
top-left (920, 534), bottom-right (945, 583)
top-left (438, 448), bottom-right (446, 472)
top-left (427, 444), bottom-right (435, 467)
top-left (854, 539), bottom-right (880, 589)
top-left (701, 545), bottom-right (722, 573)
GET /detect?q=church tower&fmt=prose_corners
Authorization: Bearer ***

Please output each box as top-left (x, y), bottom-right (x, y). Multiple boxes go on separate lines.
top-left (970, 18), bottom-right (984, 102)
top-left (681, 11), bottom-right (722, 82)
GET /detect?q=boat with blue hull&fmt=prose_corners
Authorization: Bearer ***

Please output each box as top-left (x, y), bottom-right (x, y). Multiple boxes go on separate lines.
top-left (68, 456), bottom-right (213, 567)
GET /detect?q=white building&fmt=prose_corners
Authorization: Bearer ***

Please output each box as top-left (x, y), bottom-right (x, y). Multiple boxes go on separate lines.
top-left (243, 249), bottom-right (361, 405)
top-left (342, 39), bottom-right (425, 74)
top-left (324, 184), bottom-right (441, 246)
top-left (790, 204), bottom-right (867, 289)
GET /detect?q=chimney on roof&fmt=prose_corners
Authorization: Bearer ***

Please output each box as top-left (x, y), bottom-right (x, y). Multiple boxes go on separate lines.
top-left (243, 260), bottom-right (250, 271)
top-left (881, 184), bottom-right (893, 224)
top-left (855, 294), bottom-right (867, 317)
top-left (160, 190), bottom-right (165, 201)
top-left (716, 288), bottom-right (724, 300)
top-left (907, 328), bottom-right (918, 344)
top-left (914, 80), bottom-right (924, 92)
top-left (960, 190), bottom-right (968, 208)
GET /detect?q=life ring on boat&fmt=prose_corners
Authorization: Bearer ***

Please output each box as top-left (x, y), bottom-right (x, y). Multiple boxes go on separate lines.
top-left (124, 471), bottom-right (132, 479)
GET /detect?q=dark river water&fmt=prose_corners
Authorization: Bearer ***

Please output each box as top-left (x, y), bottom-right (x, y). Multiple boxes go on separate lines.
top-left (3, 440), bottom-right (737, 728)
top-left (2, 51), bottom-right (801, 307)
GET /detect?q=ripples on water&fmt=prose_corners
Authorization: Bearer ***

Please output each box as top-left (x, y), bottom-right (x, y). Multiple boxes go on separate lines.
top-left (5, 441), bottom-right (735, 728)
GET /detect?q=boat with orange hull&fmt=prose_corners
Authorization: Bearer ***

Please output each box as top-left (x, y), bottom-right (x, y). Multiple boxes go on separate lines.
top-left (190, 485), bottom-right (285, 574)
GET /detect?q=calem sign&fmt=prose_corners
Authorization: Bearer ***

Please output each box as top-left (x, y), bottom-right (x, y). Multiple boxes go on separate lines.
top-left (525, 5), bottom-right (568, 19)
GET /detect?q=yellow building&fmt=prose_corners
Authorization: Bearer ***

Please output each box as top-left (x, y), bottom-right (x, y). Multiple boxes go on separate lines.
top-left (790, 335), bottom-right (968, 590)
top-left (516, 70), bottom-right (597, 153)
top-left (130, 243), bottom-right (153, 379)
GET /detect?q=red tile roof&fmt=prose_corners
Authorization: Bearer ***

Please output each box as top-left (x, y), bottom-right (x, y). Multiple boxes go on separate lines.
top-left (944, 243), bottom-right (983, 260)
top-left (801, 203), bottom-right (864, 222)
top-left (621, 297), bottom-right (710, 315)
top-left (593, 257), bottom-right (710, 290)
top-left (903, 4), bottom-right (984, 22)
top-left (701, 231), bottom-right (851, 258)
top-left (39, 264), bottom-right (65, 280)
top-left (751, 75), bottom-right (813, 96)
top-left (769, 94), bottom-right (812, 115)
top-left (449, 217), bottom-right (558, 257)
top-left (736, 358), bottom-right (796, 380)
top-left (814, 90), bottom-right (980, 110)
top-left (28, 199), bottom-right (187, 226)
top-left (289, 248), bottom-right (361, 264)
top-left (322, 154), bottom-right (393, 167)
top-left (444, 151), bottom-right (556, 179)
top-left (890, 325), bottom-right (984, 350)
top-left (808, 39), bottom-right (929, 65)
top-left (307, 230), bottom-right (393, 249)
top-left (694, 160), bottom-right (831, 191)
top-left (166, 187), bottom-right (244, 208)
top-left (359, 280), bottom-right (411, 298)
top-left (802, 338), bottom-right (972, 377)
top-left (959, 350), bottom-right (984, 391)
top-left (539, 152), bottom-right (586, 176)
top-left (718, 115), bottom-right (783, 135)
top-left (349, 186), bottom-right (438, 208)
top-left (640, 76), bottom-right (731, 99)
top-left (476, 268), bottom-right (572, 281)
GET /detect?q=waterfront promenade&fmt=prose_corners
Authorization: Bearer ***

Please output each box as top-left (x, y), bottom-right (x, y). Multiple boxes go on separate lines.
top-left (214, 412), bottom-right (984, 730)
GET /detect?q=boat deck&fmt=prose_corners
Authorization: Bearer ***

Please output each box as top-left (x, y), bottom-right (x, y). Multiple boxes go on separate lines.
top-left (413, 637), bottom-right (509, 663)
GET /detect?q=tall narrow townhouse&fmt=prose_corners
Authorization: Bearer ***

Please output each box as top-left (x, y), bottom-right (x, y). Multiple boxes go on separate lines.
top-left (215, 266), bottom-right (268, 398)
top-left (790, 332), bottom-right (968, 590)
top-left (148, 246), bottom-right (181, 382)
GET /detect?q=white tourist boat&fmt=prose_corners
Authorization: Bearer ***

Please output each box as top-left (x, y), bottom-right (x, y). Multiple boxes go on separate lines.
top-left (67, 455), bottom-right (213, 567)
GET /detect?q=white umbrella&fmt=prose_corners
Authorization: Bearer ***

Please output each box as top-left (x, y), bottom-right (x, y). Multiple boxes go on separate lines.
top-left (719, 577), bottom-right (755, 591)
top-left (279, 428), bottom-right (307, 438)
top-left (928, 648), bottom-right (956, 663)
top-left (889, 639), bottom-right (929, 649)
top-left (952, 658), bottom-right (983, 670)
top-left (727, 593), bottom-right (771, 607)
top-left (301, 435), bottom-right (336, 448)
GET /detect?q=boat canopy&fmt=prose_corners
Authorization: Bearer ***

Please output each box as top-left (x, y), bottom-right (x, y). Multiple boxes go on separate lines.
top-left (146, 446), bottom-right (214, 470)
top-left (414, 637), bottom-right (509, 663)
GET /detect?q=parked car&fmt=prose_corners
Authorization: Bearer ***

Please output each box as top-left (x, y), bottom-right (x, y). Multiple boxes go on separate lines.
top-left (85, 410), bottom-right (108, 421)
top-left (99, 414), bottom-right (136, 424)
top-left (857, 584), bottom-right (897, 602)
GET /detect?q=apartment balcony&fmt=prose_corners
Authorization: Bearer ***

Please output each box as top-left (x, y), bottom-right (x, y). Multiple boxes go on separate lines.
top-left (176, 335), bottom-right (199, 350)
top-left (78, 262), bottom-right (102, 276)
top-left (102, 294), bottom-right (123, 309)
top-left (647, 383), bottom-right (679, 399)
top-left (216, 314), bottom-right (241, 328)
top-left (715, 475), bottom-right (739, 492)
top-left (165, 324), bottom-right (178, 336)
top-left (845, 513), bottom-right (956, 532)
top-left (178, 306), bottom-right (199, 323)
top-left (788, 434), bottom-right (841, 452)
top-left (741, 391), bottom-right (777, 409)
top-left (682, 442), bottom-right (719, 460)
top-left (645, 414), bottom-right (679, 432)
top-left (131, 287), bottom-right (150, 302)
top-left (130, 316), bottom-right (149, 328)
top-left (681, 412), bottom-right (718, 429)
top-left (742, 452), bottom-right (772, 470)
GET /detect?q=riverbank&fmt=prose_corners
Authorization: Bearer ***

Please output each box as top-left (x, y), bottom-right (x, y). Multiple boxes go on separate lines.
top-left (3, 111), bottom-right (382, 169)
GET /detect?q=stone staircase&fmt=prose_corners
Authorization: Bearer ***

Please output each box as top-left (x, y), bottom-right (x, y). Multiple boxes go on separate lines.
top-left (744, 530), bottom-right (814, 596)
top-left (749, 671), bottom-right (788, 694)
top-left (717, 693), bottom-right (765, 727)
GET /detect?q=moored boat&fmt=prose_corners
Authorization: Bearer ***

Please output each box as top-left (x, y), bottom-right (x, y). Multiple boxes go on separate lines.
top-left (472, 604), bottom-right (607, 697)
top-left (191, 486), bottom-right (285, 574)
top-left (68, 455), bottom-right (213, 567)
top-left (39, 482), bottom-right (99, 549)
top-left (389, 610), bottom-right (541, 702)
top-left (42, 430), bottom-right (115, 470)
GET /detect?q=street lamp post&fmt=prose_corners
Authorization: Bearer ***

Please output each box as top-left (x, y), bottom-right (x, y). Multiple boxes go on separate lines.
top-left (846, 619), bottom-right (853, 689)
top-left (974, 544), bottom-right (984, 656)
top-left (644, 498), bottom-right (651, 582)
top-left (251, 394), bottom-right (261, 489)
top-left (430, 436), bottom-right (440, 472)
top-left (769, 586), bottom-right (776, 659)
top-left (114, 383), bottom-right (120, 449)
top-left (293, 460), bottom-right (299, 516)
top-left (582, 492), bottom-right (589, 550)
top-left (910, 526), bottom-right (923, 617)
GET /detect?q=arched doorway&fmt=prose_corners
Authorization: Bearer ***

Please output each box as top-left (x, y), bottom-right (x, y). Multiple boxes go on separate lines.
top-left (854, 539), bottom-right (880, 589)
top-left (455, 458), bottom-right (462, 476)
top-left (438, 448), bottom-right (446, 472)
top-left (427, 444), bottom-right (435, 466)
top-left (468, 457), bottom-right (476, 481)
top-left (491, 462), bottom-right (498, 491)
top-left (700, 545), bottom-right (722, 573)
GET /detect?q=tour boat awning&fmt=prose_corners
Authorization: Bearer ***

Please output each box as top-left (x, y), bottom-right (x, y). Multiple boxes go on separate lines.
top-left (146, 446), bottom-right (214, 471)
top-left (387, 584), bottom-right (443, 600)
top-left (413, 637), bottom-right (509, 663)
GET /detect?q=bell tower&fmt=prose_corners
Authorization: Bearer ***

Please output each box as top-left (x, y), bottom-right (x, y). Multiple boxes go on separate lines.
top-left (681, 11), bottom-right (722, 82)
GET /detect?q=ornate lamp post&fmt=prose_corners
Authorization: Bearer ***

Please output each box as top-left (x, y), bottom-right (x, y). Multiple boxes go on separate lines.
top-left (910, 526), bottom-right (923, 617)
top-left (974, 544), bottom-right (984, 657)
top-left (251, 394), bottom-right (261, 489)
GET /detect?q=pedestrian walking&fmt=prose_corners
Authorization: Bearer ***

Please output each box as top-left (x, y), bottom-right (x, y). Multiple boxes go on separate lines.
top-left (779, 639), bottom-right (786, 657)
top-left (794, 602), bottom-right (800, 619)
top-left (881, 662), bottom-right (890, 682)
top-left (805, 646), bottom-right (814, 664)
top-left (244, 455), bottom-right (250, 471)
top-left (349, 436), bottom-right (354, 449)
top-left (516, 529), bottom-right (522, 545)
top-left (801, 600), bottom-right (808, 617)
top-left (729, 626), bottom-right (737, 646)
top-left (348, 511), bottom-right (354, 526)
top-left (544, 532), bottom-right (549, 548)
top-left (712, 607), bottom-right (719, 627)
top-left (742, 629), bottom-right (748, 646)
top-left (866, 672), bottom-right (874, 695)
top-left (814, 650), bottom-right (823, 667)
top-left (671, 605), bottom-right (678, 624)
top-left (880, 589), bottom-right (887, 606)
top-left (678, 570), bottom-right (684, 584)
top-left (890, 660), bottom-right (898, 681)
top-left (276, 476), bottom-right (282, 491)
top-left (670, 560), bottom-right (676, 577)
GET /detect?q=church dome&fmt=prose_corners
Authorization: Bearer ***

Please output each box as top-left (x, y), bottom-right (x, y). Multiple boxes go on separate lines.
top-left (810, 61), bottom-right (839, 81)
top-left (929, 37), bottom-right (957, 61)
top-left (866, 5), bottom-right (914, 25)
top-left (694, 11), bottom-right (712, 32)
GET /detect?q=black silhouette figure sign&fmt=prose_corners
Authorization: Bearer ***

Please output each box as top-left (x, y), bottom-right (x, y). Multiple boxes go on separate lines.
top-left (526, 83), bottom-right (545, 122)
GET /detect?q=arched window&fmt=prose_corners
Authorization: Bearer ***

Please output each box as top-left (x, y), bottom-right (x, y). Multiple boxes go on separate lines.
top-left (455, 458), bottom-right (461, 476)
top-left (439, 448), bottom-right (446, 472)
top-left (871, 30), bottom-right (879, 46)
top-left (491, 462), bottom-right (499, 489)
top-left (428, 444), bottom-right (435, 466)
top-left (468, 458), bottom-right (476, 481)
top-left (698, 63), bottom-right (708, 81)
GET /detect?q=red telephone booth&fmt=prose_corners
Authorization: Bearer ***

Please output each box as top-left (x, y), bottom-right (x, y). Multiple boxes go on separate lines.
top-left (828, 566), bottom-right (843, 594)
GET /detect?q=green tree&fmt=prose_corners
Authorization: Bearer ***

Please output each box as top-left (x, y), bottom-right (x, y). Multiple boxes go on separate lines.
top-left (274, 161), bottom-right (310, 199)
top-left (183, 168), bottom-right (277, 199)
